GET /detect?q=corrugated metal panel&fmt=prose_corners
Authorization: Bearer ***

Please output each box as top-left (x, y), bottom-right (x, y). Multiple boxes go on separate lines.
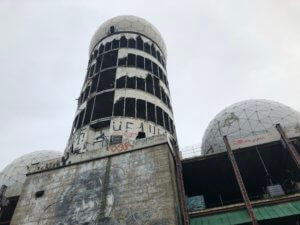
top-left (190, 200), bottom-right (300, 225)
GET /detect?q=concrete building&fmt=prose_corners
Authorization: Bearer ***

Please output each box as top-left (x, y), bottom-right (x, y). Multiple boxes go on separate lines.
top-left (1, 16), bottom-right (300, 225)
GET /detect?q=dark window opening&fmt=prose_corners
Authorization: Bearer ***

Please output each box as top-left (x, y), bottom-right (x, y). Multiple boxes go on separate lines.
top-left (136, 36), bottom-right (144, 51)
top-left (166, 96), bottom-right (171, 108)
top-left (112, 39), bottom-right (120, 49)
top-left (110, 135), bottom-right (123, 145)
top-left (157, 51), bottom-right (161, 62)
top-left (101, 50), bottom-right (118, 69)
top-left (83, 86), bottom-right (90, 102)
top-left (110, 26), bottom-right (115, 34)
top-left (147, 102), bottom-right (156, 123)
top-left (164, 112), bottom-right (170, 132)
top-left (105, 42), bottom-right (112, 51)
top-left (152, 63), bottom-right (158, 77)
top-left (127, 53), bottom-right (136, 67)
top-left (99, 44), bottom-right (104, 54)
top-left (136, 132), bottom-right (146, 139)
top-left (144, 42), bottom-right (150, 54)
top-left (92, 91), bottom-right (114, 120)
top-left (77, 110), bottom-right (85, 129)
top-left (156, 106), bottom-right (164, 127)
top-left (151, 44), bottom-right (157, 58)
top-left (118, 57), bottom-right (127, 67)
top-left (73, 115), bottom-right (78, 130)
top-left (146, 74), bottom-right (154, 94)
top-left (169, 119), bottom-right (174, 134)
top-left (83, 97), bottom-right (94, 125)
top-left (93, 50), bottom-right (98, 60)
top-left (98, 68), bottom-right (116, 92)
top-left (161, 88), bottom-right (167, 104)
top-left (153, 77), bottom-right (161, 99)
top-left (136, 99), bottom-right (146, 120)
top-left (120, 36), bottom-right (127, 48)
top-left (158, 67), bottom-right (163, 80)
top-left (162, 73), bottom-right (167, 86)
top-left (114, 97), bottom-right (124, 117)
top-left (90, 74), bottom-right (99, 94)
top-left (136, 77), bottom-right (145, 91)
top-left (94, 55), bottom-right (102, 74)
top-left (145, 58), bottom-right (152, 73)
top-left (116, 76), bottom-right (126, 89)
top-left (128, 38), bottom-right (136, 48)
top-left (0, 196), bottom-right (19, 225)
top-left (125, 98), bottom-right (136, 117)
top-left (136, 55), bottom-right (144, 69)
top-left (89, 64), bottom-right (95, 77)
top-left (126, 76), bottom-right (136, 89)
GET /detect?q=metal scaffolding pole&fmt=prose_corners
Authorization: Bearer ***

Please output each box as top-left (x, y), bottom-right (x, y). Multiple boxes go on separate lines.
top-left (275, 124), bottom-right (300, 170)
top-left (223, 136), bottom-right (259, 225)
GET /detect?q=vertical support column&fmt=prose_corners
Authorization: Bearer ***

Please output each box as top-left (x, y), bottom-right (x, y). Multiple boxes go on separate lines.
top-left (223, 136), bottom-right (259, 225)
top-left (275, 124), bottom-right (300, 170)
top-left (174, 148), bottom-right (190, 225)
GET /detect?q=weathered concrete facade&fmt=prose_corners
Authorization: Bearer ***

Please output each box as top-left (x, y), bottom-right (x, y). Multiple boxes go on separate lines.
top-left (11, 136), bottom-right (182, 225)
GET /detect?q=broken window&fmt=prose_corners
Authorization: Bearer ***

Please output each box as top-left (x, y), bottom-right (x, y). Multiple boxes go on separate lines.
top-left (136, 55), bottom-right (144, 69)
top-left (145, 58), bottom-right (152, 73)
top-left (127, 53), bottom-right (136, 67)
top-left (89, 64), bottom-right (95, 77)
top-left (136, 36), bottom-right (144, 51)
top-left (116, 76), bottom-right (126, 89)
top-left (164, 112), bottom-right (170, 132)
top-left (112, 39), bottom-right (120, 49)
top-left (92, 91), bottom-right (114, 120)
top-left (99, 44), bottom-right (104, 54)
top-left (151, 44), bottom-right (157, 58)
top-left (128, 38), bottom-right (136, 48)
top-left (146, 74), bottom-right (154, 94)
top-left (136, 77), bottom-right (145, 91)
top-left (144, 42), bottom-right (150, 54)
top-left (152, 62), bottom-right (158, 77)
top-left (83, 97), bottom-right (94, 125)
top-left (147, 102), bottom-right (156, 123)
top-left (156, 106), bottom-right (164, 127)
top-left (118, 57), bottom-right (127, 67)
top-left (137, 99), bottom-right (146, 119)
top-left (125, 98), bottom-right (136, 117)
top-left (126, 76), bottom-right (136, 89)
top-left (77, 110), bottom-right (85, 129)
top-left (101, 50), bottom-right (118, 70)
top-left (120, 36), bottom-right (127, 48)
top-left (98, 68), bottom-right (116, 91)
top-left (105, 41), bottom-right (112, 51)
top-left (90, 74), bottom-right (99, 94)
top-left (153, 77), bottom-right (161, 99)
top-left (114, 97), bottom-right (124, 116)
top-left (94, 55), bottom-right (102, 74)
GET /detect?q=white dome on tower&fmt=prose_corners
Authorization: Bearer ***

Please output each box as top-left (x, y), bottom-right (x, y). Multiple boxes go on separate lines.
top-left (0, 150), bottom-right (62, 197)
top-left (201, 99), bottom-right (300, 155)
top-left (89, 15), bottom-right (167, 57)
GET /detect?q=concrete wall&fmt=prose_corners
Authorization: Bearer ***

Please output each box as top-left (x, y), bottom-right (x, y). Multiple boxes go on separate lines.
top-left (11, 142), bottom-right (182, 225)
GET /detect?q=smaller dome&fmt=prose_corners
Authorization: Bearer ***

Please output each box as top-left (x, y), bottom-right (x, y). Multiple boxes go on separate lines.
top-left (202, 99), bottom-right (300, 155)
top-left (0, 150), bottom-right (62, 197)
top-left (89, 15), bottom-right (167, 57)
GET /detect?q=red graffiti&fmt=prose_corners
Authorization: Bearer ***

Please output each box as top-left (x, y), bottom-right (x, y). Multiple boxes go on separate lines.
top-left (108, 142), bottom-right (134, 153)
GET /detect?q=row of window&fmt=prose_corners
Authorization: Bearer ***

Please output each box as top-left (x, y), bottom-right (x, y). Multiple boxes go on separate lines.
top-left (79, 68), bottom-right (172, 112)
top-left (90, 35), bottom-right (166, 69)
top-left (116, 75), bottom-right (171, 110)
top-left (86, 50), bottom-right (169, 89)
top-left (114, 97), bottom-right (175, 135)
top-left (74, 92), bottom-right (175, 135)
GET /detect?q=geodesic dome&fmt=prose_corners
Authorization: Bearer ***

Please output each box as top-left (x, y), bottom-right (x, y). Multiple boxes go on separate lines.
top-left (202, 99), bottom-right (300, 155)
top-left (89, 15), bottom-right (167, 57)
top-left (0, 150), bottom-right (62, 197)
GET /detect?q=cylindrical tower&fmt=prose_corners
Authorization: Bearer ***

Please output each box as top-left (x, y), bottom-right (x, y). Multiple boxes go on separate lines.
top-left (66, 15), bottom-right (176, 154)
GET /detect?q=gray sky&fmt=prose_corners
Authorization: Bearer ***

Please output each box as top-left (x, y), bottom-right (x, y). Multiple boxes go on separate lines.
top-left (1, 0), bottom-right (300, 170)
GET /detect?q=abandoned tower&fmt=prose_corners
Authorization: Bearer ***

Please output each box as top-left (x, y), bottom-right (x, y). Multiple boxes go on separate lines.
top-left (1, 15), bottom-right (300, 225)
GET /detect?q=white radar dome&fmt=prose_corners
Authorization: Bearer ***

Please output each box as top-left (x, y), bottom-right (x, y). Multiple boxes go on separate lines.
top-left (0, 150), bottom-right (62, 197)
top-left (89, 15), bottom-right (167, 57)
top-left (202, 99), bottom-right (300, 155)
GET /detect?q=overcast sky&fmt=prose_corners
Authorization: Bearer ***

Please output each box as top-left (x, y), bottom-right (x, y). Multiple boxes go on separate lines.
top-left (0, 0), bottom-right (300, 170)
